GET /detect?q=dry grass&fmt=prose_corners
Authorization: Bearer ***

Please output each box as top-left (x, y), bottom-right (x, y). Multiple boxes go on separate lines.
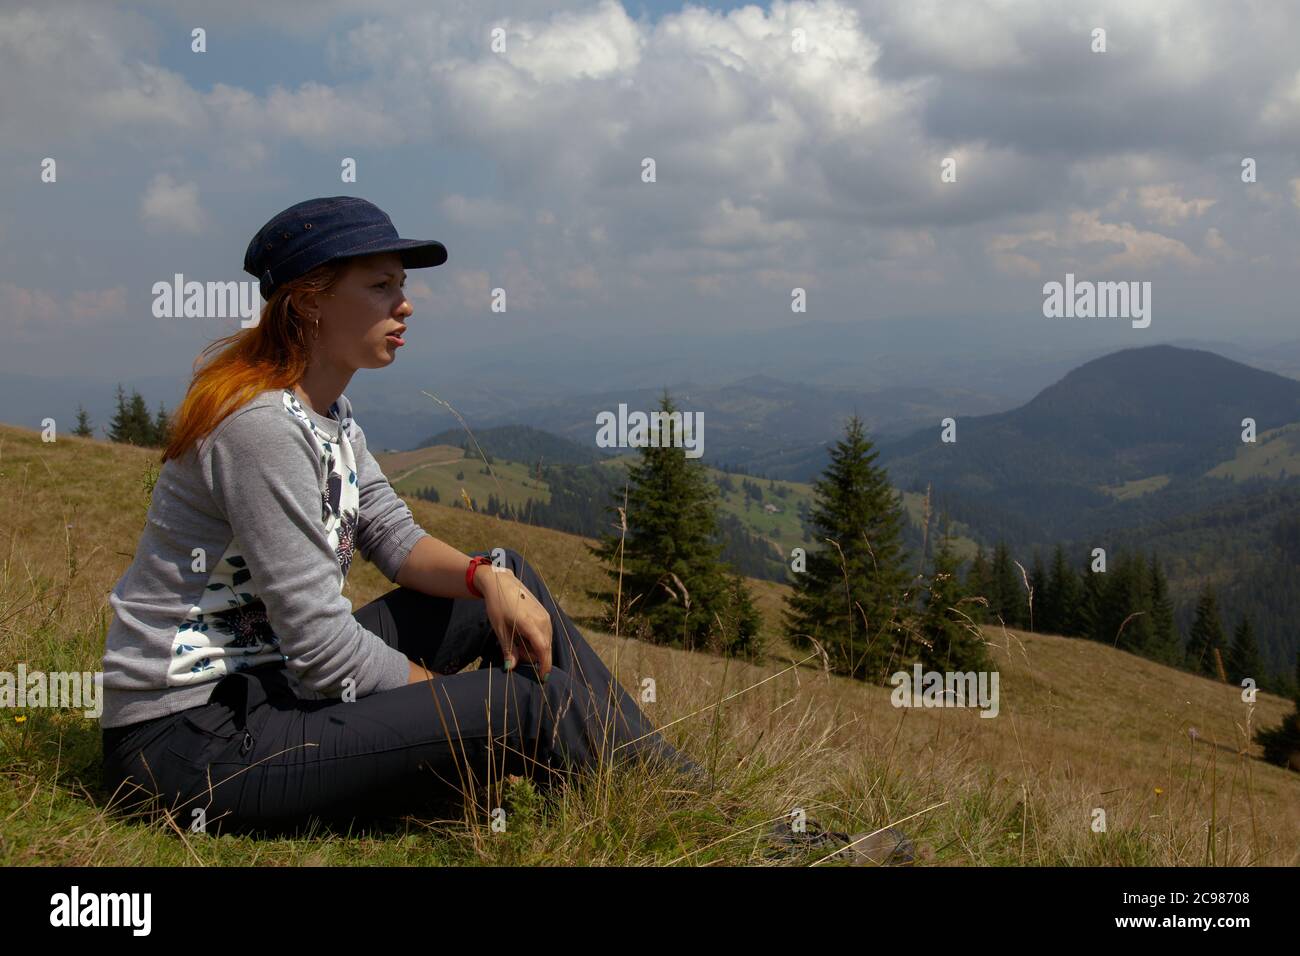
top-left (1, 422), bottom-right (1297, 866)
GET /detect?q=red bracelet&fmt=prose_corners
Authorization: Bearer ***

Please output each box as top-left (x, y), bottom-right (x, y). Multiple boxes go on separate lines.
top-left (465, 554), bottom-right (493, 598)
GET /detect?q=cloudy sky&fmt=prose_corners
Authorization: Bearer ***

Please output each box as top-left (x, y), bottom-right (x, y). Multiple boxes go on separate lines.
top-left (3, 0), bottom-right (1299, 395)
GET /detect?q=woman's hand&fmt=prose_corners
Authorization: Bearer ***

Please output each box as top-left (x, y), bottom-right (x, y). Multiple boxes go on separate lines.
top-left (477, 566), bottom-right (553, 680)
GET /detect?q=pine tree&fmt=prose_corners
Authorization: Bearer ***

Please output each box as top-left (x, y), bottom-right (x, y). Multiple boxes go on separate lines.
top-left (1255, 652), bottom-right (1300, 773)
top-left (107, 384), bottom-right (132, 443)
top-left (917, 524), bottom-right (988, 672)
top-left (1028, 550), bottom-right (1047, 633)
top-left (1226, 615), bottom-right (1263, 686)
top-left (108, 386), bottom-right (157, 446)
top-left (1109, 551), bottom-right (1154, 654)
top-left (712, 571), bottom-right (764, 660)
top-left (150, 401), bottom-right (172, 448)
top-left (965, 546), bottom-right (992, 624)
top-left (588, 391), bottom-right (733, 651)
top-left (1042, 544), bottom-right (1082, 636)
top-left (989, 542), bottom-right (1026, 629)
top-left (1147, 552), bottom-right (1180, 665)
top-left (1185, 585), bottom-right (1227, 678)
top-left (782, 414), bottom-right (910, 682)
top-left (72, 404), bottom-right (93, 438)
top-left (1078, 552), bottom-right (1107, 643)
top-left (126, 391), bottom-right (152, 445)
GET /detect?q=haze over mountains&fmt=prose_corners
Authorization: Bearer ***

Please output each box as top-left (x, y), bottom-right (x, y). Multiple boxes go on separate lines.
top-left (9, 325), bottom-right (1300, 467)
top-left (6, 333), bottom-right (1298, 677)
top-left (399, 343), bottom-right (1300, 682)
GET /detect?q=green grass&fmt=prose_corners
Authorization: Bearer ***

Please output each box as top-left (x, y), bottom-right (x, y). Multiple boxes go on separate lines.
top-left (1206, 422), bottom-right (1300, 481)
top-left (384, 449), bottom-right (554, 510)
top-left (1101, 475), bottom-right (1171, 500)
top-left (2, 423), bottom-right (1298, 866)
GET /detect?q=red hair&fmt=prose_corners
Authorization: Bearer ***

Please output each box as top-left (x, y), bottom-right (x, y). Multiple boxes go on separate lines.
top-left (162, 259), bottom-right (350, 463)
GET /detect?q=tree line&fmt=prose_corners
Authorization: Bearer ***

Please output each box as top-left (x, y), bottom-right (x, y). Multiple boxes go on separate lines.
top-left (71, 385), bottom-right (172, 448)
top-left (582, 393), bottom-right (1298, 773)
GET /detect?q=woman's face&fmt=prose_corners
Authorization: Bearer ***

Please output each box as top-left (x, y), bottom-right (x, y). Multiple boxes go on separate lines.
top-left (304, 251), bottom-right (412, 371)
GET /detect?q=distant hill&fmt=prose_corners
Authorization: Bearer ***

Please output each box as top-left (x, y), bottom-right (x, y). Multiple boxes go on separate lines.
top-left (880, 345), bottom-right (1300, 493)
top-left (442, 375), bottom-right (1014, 478)
top-left (871, 345), bottom-right (1300, 543)
top-left (871, 345), bottom-right (1300, 681)
top-left (413, 424), bottom-right (610, 466)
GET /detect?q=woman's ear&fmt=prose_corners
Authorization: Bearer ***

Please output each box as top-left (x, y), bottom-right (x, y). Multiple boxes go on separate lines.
top-left (289, 289), bottom-right (319, 319)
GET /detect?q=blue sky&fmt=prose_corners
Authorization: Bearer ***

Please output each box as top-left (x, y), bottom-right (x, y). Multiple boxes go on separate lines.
top-left (3, 0), bottom-right (1300, 395)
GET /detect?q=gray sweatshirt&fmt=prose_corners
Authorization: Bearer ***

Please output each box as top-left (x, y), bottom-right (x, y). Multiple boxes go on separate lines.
top-left (100, 387), bottom-right (428, 728)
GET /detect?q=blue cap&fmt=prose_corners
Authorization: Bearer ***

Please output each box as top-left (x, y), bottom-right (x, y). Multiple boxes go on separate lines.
top-left (243, 196), bottom-right (448, 299)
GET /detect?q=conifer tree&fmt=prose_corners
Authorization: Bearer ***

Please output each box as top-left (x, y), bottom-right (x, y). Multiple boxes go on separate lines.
top-left (1109, 551), bottom-right (1154, 654)
top-left (107, 385), bottom-right (158, 446)
top-left (989, 542), bottom-right (1026, 629)
top-left (1147, 552), bottom-right (1181, 665)
top-left (1042, 544), bottom-right (1082, 636)
top-left (917, 522), bottom-right (988, 672)
top-left (965, 546), bottom-right (992, 624)
top-left (1255, 652), bottom-right (1300, 773)
top-left (1226, 615), bottom-right (1262, 686)
top-left (126, 391), bottom-right (152, 444)
top-left (782, 414), bottom-right (909, 682)
top-left (713, 571), bottom-right (764, 660)
top-left (72, 404), bottom-right (93, 438)
top-left (1185, 585), bottom-right (1227, 678)
top-left (1028, 550), bottom-right (1047, 632)
top-left (151, 401), bottom-right (172, 448)
top-left (588, 391), bottom-right (736, 651)
top-left (107, 384), bottom-right (132, 443)
top-left (1078, 553), bottom-right (1107, 643)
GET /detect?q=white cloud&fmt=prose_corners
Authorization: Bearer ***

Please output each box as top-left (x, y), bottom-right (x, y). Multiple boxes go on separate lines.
top-left (4, 0), bottom-right (1300, 355)
top-left (441, 194), bottom-right (527, 229)
top-left (986, 209), bottom-right (1202, 276)
top-left (507, 0), bottom-right (643, 83)
top-left (140, 173), bottom-right (205, 235)
top-left (697, 199), bottom-right (807, 247)
top-left (1136, 184), bottom-right (1216, 227)
top-left (0, 282), bottom-right (127, 336)
top-left (1203, 227), bottom-right (1228, 253)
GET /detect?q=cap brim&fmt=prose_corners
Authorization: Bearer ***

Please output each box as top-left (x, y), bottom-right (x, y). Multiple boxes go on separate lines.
top-left (337, 237), bottom-right (448, 269)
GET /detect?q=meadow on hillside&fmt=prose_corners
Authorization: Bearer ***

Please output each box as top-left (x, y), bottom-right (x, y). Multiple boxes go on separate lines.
top-left (1, 425), bottom-right (1297, 866)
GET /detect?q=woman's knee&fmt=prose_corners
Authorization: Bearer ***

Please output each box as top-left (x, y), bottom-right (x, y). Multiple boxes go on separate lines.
top-left (496, 547), bottom-right (539, 585)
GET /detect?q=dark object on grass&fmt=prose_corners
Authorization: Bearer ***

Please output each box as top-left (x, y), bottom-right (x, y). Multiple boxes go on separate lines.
top-left (763, 819), bottom-right (917, 865)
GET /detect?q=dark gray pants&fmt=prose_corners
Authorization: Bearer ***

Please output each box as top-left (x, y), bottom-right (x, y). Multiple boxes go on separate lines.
top-left (101, 548), bottom-right (701, 835)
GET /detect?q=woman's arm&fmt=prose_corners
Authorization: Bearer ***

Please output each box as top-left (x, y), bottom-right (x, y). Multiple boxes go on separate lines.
top-left (393, 535), bottom-right (494, 599)
top-left (207, 407), bottom-right (414, 697)
top-left (395, 537), bottom-right (554, 680)
top-left (396, 539), bottom-right (493, 685)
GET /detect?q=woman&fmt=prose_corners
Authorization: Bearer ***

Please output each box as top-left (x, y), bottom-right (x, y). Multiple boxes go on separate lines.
top-left (100, 196), bottom-right (707, 836)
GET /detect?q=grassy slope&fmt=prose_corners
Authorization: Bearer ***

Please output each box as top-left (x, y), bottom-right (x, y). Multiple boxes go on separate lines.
top-left (384, 447), bottom-right (554, 510)
top-left (1206, 422), bottom-right (1300, 481)
top-left (380, 447), bottom-right (982, 569)
top-left (2, 423), bottom-right (1297, 866)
